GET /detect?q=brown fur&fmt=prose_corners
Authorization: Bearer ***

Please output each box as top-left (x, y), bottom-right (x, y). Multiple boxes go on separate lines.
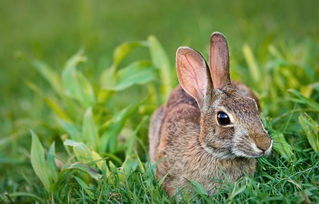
top-left (148, 33), bottom-right (272, 196)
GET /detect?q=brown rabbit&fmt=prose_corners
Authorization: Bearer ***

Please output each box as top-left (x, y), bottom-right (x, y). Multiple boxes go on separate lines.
top-left (148, 32), bottom-right (273, 196)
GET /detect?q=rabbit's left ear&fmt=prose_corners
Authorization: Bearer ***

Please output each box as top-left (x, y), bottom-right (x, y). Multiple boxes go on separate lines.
top-left (209, 32), bottom-right (231, 89)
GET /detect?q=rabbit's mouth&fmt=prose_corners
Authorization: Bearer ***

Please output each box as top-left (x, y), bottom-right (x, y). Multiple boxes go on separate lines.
top-left (232, 139), bottom-right (273, 158)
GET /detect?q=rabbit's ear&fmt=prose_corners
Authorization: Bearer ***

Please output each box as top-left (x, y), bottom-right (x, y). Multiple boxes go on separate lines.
top-left (176, 47), bottom-right (212, 107)
top-left (209, 32), bottom-right (231, 89)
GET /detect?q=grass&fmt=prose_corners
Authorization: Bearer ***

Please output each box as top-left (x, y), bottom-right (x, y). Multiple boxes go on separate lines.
top-left (1, 0), bottom-right (319, 203)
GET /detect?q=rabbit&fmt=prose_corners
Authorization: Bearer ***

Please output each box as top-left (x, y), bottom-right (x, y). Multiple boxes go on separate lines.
top-left (148, 32), bottom-right (273, 196)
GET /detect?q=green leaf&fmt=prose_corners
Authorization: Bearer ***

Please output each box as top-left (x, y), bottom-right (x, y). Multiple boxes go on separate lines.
top-left (189, 180), bottom-right (208, 196)
top-left (100, 67), bottom-right (117, 90)
top-left (47, 142), bottom-right (58, 183)
top-left (289, 89), bottom-right (319, 112)
top-left (62, 50), bottom-right (96, 107)
top-left (91, 150), bottom-right (108, 172)
top-left (272, 131), bottom-right (294, 160)
top-left (82, 108), bottom-right (98, 149)
top-left (99, 100), bottom-right (144, 153)
top-left (100, 41), bottom-right (147, 90)
top-left (228, 183), bottom-right (247, 201)
top-left (299, 113), bottom-right (319, 152)
top-left (30, 131), bottom-right (51, 192)
top-left (32, 59), bottom-right (63, 95)
top-left (111, 61), bottom-right (156, 91)
top-left (66, 163), bottom-right (102, 180)
top-left (64, 140), bottom-right (93, 164)
top-left (148, 36), bottom-right (172, 101)
top-left (112, 41), bottom-right (147, 68)
top-left (125, 116), bottom-right (147, 156)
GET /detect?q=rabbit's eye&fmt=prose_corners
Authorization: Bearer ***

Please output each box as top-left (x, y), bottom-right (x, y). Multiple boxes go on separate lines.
top-left (217, 111), bottom-right (231, 125)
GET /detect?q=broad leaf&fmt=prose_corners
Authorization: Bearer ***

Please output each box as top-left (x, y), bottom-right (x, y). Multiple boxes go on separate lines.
top-left (299, 113), bottom-right (319, 152)
top-left (30, 131), bottom-right (55, 192)
top-left (64, 140), bottom-right (93, 164)
top-left (272, 131), bottom-right (294, 160)
top-left (112, 41), bottom-right (147, 68)
top-left (91, 151), bottom-right (108, 172)
top-left (62, 51), bottom-right (96, 107)
top-left (115, 61), bottom-right (156, 91)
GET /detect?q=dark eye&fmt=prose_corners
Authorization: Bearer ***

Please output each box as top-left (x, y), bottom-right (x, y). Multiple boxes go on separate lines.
top-left (217, 111), bottom-right (231, 126)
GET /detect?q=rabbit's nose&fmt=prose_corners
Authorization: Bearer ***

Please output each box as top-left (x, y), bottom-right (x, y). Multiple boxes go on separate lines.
top-left (253, 133), bottom-right (272, 152)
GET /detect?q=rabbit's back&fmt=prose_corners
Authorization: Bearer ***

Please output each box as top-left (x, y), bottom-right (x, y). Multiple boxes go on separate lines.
top-left (148, 86), bottom-right (199, 162)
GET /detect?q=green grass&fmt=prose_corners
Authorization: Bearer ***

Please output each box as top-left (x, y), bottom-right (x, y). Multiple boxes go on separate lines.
top-left (1, 0), bottom-right (319, 203)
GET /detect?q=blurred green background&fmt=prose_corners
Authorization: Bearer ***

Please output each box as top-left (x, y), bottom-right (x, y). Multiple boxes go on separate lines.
top-left (1, 0), bottom-right (319, 202)
top-left (1, 0), bottom-right (318, 103)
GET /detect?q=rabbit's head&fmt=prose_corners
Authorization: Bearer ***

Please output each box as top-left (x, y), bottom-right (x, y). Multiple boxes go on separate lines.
top-left (176, 32), bottom-right (272, 159)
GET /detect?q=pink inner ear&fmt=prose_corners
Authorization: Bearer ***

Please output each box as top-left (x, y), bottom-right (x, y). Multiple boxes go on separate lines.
top-left (176, 48), bottom-right (209, 106)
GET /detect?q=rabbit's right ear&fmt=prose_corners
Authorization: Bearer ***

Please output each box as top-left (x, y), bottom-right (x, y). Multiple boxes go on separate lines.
top-left (176, 47), bottom-right (212, 107)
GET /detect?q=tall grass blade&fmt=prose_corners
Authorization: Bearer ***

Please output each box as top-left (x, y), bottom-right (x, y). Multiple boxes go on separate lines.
top-left (8, 192), bottom-right (44, 203)
top-left (243, 44), bottom-right (261, 83)
top-left (82, 108), bottom-right (98, 149)
top-left (125, 116), bottom-right (148, 156)
top-left (47, 142), bottom-right (58, 183)
top-left (189, 180), bottom-right (208, 196)
top-left (148, 36), bottom-right (172, 101)
top-left (289, 89), bottom-right (319, 112)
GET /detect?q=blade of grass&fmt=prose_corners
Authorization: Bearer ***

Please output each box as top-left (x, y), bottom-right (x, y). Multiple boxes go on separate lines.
top-left (148, 36), bottom-right (172, 101)
top-left (82, 108), bottom-right (98, 149)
